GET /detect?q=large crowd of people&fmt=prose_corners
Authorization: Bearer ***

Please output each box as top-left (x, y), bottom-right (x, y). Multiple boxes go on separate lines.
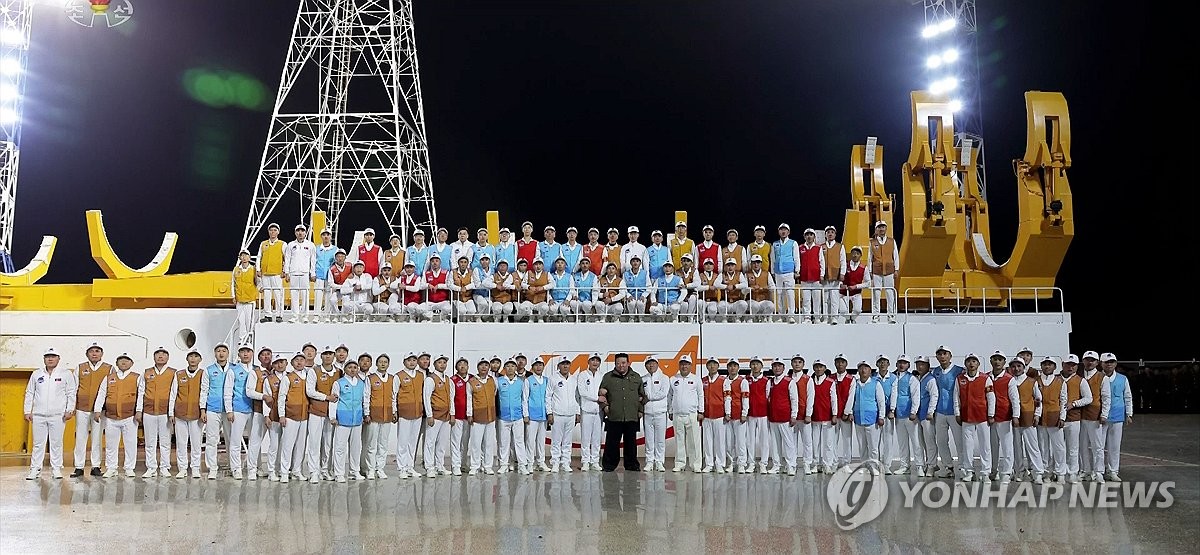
top-left (25, 343), bottom-right (1133, 486)
top-left (234, 220), bottom-right (902, 343)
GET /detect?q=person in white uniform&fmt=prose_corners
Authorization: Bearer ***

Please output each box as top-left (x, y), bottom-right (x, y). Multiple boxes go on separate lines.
top-left (821, 226), bottom-right (847, 322)
top-left (466, 359), bottom-right (498, 475)
top-left (422, 354), bottom-right (454, 477)
top-left (24, 348), bottom-right (76, 480)
top-left (890, 354), bottom-right (921, 476)
top-left (340, 261), bottom-right (375, 318)
top-left (701, 358), bottom-right (731, 473)
top-left (1061, 355), bottom-right (1092, 483)
top-left (667, 355), bottom-right (703, 472)
top-left (329, 361), bottom-right (368, 482)
top-left (865, 221), bottom-right (901, 323)
top-left (547, 356), bottom-right (580, 472)
top-left (1078, 351), bottom-right (1111, 483)
top-left (283, 224), bottom-right (317, 323)
top-left (953, 353), bottom-right (996, 482)
top-left (576, 353), bottom-right (605, 471)
top-left (1102, 353), bottom-right (1132, 482)
top-left (496, 361), bottom-right (531, 475)
top-left (275, 352), bottom-right (313, 483)
top-left (641, 355), bottom-right (671, 471)
top-left (849, 362), bottom-right (886, 469)
top-left (912, 356), bottom-right (939, 477)
top-left (199, 343), bottom-right (234, 479)
top-left (1038, 356), bottom-right (1069, 483)
top-left (139, 346), bottom-right (176, 478)
top-left (170, 348), bottom-right (207, 478)
top-left (93, 353), bottom-right (143, 478)
top-left (304, 347), bottom-right (341, 482)
top-left (523, 358), bottom-right (552, 472)
top-left (765, 359), bottom-right (799, 475)
top-left (1008, 357), bottom-right (1045, 485)
top-left (71, 342), bottom-right (110, 478)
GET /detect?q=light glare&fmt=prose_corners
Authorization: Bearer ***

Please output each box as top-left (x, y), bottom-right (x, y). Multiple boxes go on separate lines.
top-left (942, 48), bottom-right (960, 63)
top-left (949, 99), bottom-right (964, 112)
top-left (1, 27), bottom-right (25, 46)
top-left (921, 24), bottom-right (938, 39)
top-left (0, 107), bottom-right (17, 125)
top-left (939, 19), bottom-right (957, 32)
top-left (0, 57), bottom-right (20, 76)
top-left (0, 83), bottom-right (16, 101)
top-left (926, 55), bottom-right (942, 69)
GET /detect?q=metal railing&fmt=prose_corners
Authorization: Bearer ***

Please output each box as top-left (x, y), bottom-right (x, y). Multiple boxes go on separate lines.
top-left (901, 286), bottom-right (1066, 322)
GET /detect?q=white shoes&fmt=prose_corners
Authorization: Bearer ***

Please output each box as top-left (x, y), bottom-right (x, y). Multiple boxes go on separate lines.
top-left (376, 470), bottom-right (388, 479)
top-left (51, 468), bottom-right (63, 479)
top-left (427, 470), bottom-right (438, 478)
top-left (25, 470), bottom-right (39, 480)
top-left (484, 468), bottom-right (495, 475)
top-left (701, 466), bottom-right (713, 473)
top-left (764, 467), bottom-right (779, 475)
top-left (1106, 471), bottom-right (1122, 482)
top-left (125, 470), bottom-right (136, 478)
top-left (934, 468), bottom-right (954, 479)
top-left (498, 466), bottom-right (509, 474)
top-left (103, 469), bottom-right (118, 478)
top-left (452, 468), bottom-right (462, 476)
top-left (591, 463), bottom-right (603, 471)
top-left (521, 466), bottom-right (534, 476)
top-left (1067, 474), bottom-right (1080, 484)
top-left (280, 474), bottom-right (290, 483)
top-left (176, 470), bottom-right (188, 479)
top-left (232, 470), bottom-right (243, 480)
top-left (735, 465), bottom-right (746, 474)
top-left (655, 462), bottom-right (666, 472)
top-left (539, 463), bottom-right (553, 472)
top-left (468, 469), bottom-right (478, 476)
top-left (248, 473), bottom-right (257, 481)
top-left (143, 469), bottom-right (158, 479)
top-left (336, 476), bottom-right (347, 483)
top-left (208, 471), bottom-right (218, 480)
top-left (786, 467), bottom-right (796, 476)
top-left (309, 475), bottom-right (320, 484)
top-left (961, 471), bottom-right (974, 482)
top-left (715, 466), bottom-right (726, 474)
top-left (191, 470), bottom-right (202, 479)
top-left (353, 473), bottom-right (367, 481)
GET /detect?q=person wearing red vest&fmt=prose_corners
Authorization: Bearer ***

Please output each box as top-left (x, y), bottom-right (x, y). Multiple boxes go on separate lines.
top-left (832, 355), bottom-right (855, 468)
top-left (516, 221), bottom-right (538, 267)
top-left (809, 361), bottom-right (840, 473)
top-left (987, 351), bottom-right (1016, 483)
top-left (726, 360), bottom-right (752, 473)
top-left (953, 353), bottom-right (996, 482)
top-left (422, 254), bottom-right (452, 321)
top-left (701, 359), bottom-right (731, 473)
top-left (798, 229), bottom-right (826, 324)
top-left (448, 357), bottom-right (472, 475)
top-left (325, 249), bottom-right (354, 322)
top-left (839, 247), bottom-right (867, 324)
top-left (746, 357), bottom-right (771, 473)
top-left (765, 360), bottom-right (798, 475)
top-left (794, 359), bottom-right (820, 475)
top-left (352, 228), bottom-right (384, 278)
top-left (393, 260), bottom-right (428, 321)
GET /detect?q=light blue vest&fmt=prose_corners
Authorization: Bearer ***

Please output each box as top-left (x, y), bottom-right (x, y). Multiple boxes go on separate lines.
top-left (315, 245), bottom-right (337, 281)
top-left (230, 363), bottom-right (253, 414)
top-left (430, 243), bottom-right (452, 272)
top-left (575, 272), bottom-right (595, 301)
top-left (550, 272), bottom-right (572, 302)
top-left (647, 244), bottom-right (670, 280)
top-left (472, 243), bottom-right (496, 272)
top-left (878, 372), bottom-right (897, 411)
top-left (919, 373), bottom-right (936, 418)
top-left (472, 267), bottom-right (492, 298)
top-left (335, 377), bottom-right (366, 427)
top-left (538, 241), bottom-right (562, 266)
top-left (494, 242), bottom-right (517, 269)
top-left (498, 376), bottom-right (524, 421)
top-left (560, 243), bottom-right (583, 273)
top-left (624, 269), bottom-right (650, 300)
top-left (853, 379), bottom-right (880, 426)
top-left (1108, 373), bottom-right (1128, 423)
top-left (934, 364), bottom-right (963, 415)
top-left (526, 376), bottom-right (548, 421)
top-left (205, 363), bottom-right (227, 413)
top-left (772, 239), bottom-right (796, 274)
top-left (407, 245), bottom-right (430, 274)
top-left (655, 274), bottom-right (683, 304)
top-left (895, 372), bottom-right (914, 416)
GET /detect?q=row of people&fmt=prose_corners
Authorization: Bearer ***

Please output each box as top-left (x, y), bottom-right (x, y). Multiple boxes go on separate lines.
top-left (23, 343), bottom-right (1131, 484)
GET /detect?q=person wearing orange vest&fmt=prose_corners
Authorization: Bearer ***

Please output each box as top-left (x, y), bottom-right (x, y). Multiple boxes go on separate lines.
top-left (832, 355), bottom-right (855, 468)
top-left (798, 229), bottom-right (826, 324)
top-left (715, 259), bottom-right (750, 321)
top-left (261, 353), bottom-right (289, 481)
top-left (23, 348), bottom-right (76, 480)
top-left (580, 228), bottom-right (606, 277)
top-left (71, 342), bottom-right (110, 477)
top-left (231, 249), bottom-right (257, 345)
top-left (422, 354), bottom-right (454, 477)
top-left (726, 360), bottom-right (752, 473)
top-left (304, 346), bottom-right (342, 483)
top-left (953, 353), bottom-right (996, 482)
top-left (821, 226), bottom-right (847, 324)
top-left (764, 359), bottom-right (798, 475)
top-left (791, 356), bottom-right (817, 474)
top-left (467, 359), bottom-right (499, 475)
top-left (839, 247), bottom-right (867, 324)
top-left (692, 258), bottom-right (720, 322)
top-left (329, 360), bottom-right (369, 482)
top-left (866, 221), bottom-right (900, 324)
top-left (670, 221), bottom-right (698, 270)
top-left (1061, 354), bottom-right (1093, 483)
top-left (448, 255), bottom-right (480, 320)
top-left (169, 348), bottom-right (205, 478)
top-left (256, 222), bottom-right (285, 323)
top-left (371, 264), bottom-right (404, 319)
top-left (92, 352), bottom-right (143, 478)
top-left (363, 354), bottom-right (398, 479)
top-left (392, 352), bottom-right (425, 479)
top-left (986, 351), bottom-right (1016, 483)
top-left (139, 346), bottom-right (176, 478)
top-left (1008, 357), bottom-right (1045, 485)
top-left (325, 249), bottom-right (353, 322)
top-left (701, 357), bottom-right (731, 473)
top-left (722, 229), bottom-right (749, 274)
top-left (275, 352), bottom-right (311, 483)
top-left (1037, 356), bottom-right (1069, 483)
top-left (1077, 351), bottom-right (1111, 483)
top-left (745, 255), bottom-right (776, 321)
top-left (745, 357), bottom-right (770, 473)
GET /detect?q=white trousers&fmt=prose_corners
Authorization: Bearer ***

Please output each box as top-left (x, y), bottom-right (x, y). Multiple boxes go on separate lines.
top-left (280, 418), bottom-right (309, 475)
top-left (204, 414), bottom-right (231, 473)
top-left (313, 278), bottom-right (330, 317)
top-left (266, 421), bottom-right (282, 475)
top-left (1017, 426), bottom-right (1046, 475)
top-left (570, 299), bottom-right (597, 315)
top-left (288, 273), bottom-right (310, 318)
top-left (550, 415), bottom-right (576, 468)
top-left (104, 416), bottom-right (138, 472)
top-left (1105, 422), bottom-right (1124, 473)
top-left (836, 419), bottom-right (854, 464)
top-left (961, 421), bottom-right (992, 475)
top-left (332, 424), bottom-right (363, 479)
top-left (491, 301), bottom-right (515, 317)
top-left (395, 418), bottom-right (422, 472)
top-left (525, 419), bottom-right (548, 466)
top-left (580, 413), bottom-right (603, 465)
top-left (228, 412), bottom-right (251, 474)
top-left (626, 298), bottom-right (647, 315)
top-left (519, 301), bottom-right (548, 318)
top-left (717, 300), bottom-right (747, 318)
top-left (643, 413), bottom-right (667, 465)
top-left (673, 414), bottom-right (701, 469)
top-left (30, 415), bottom-right (65, 472)
top-left (364, 421), bottom-right (394, 474)
top-left (143, 414), bottom-right (171, 473)
top-left (702, 419), bottom-right (728, 468)
top-left (918, 418), bottom-right (937, 469)
top-left (813, 421), bottom-right (836, 467)
top-left (454, 299), bottom-right (477, 319)
top-left (769, 421), bottom-right (796, 470)
top-left (1063, 421), bottom-right (1082, 475)
top-left (424, 300), bottom-right (451, 319)
top-left (1038, 426), bottom-right (1067, 475)
top-left (857, 424), bottom-right (881, 462)
top-left (878, 418), bottom-right (896, 466)
top-left (305, 414), bottom-right (334, 476)
top-left (235, 302), bottom-right (255, 345)
top-left (472, 295), bottom-right (492, 318)
top-left (549, 299), bottom-right (574, 316)
top-left (423, 419), bottom-right (450, 471)
top-left (747, 416), bottom-right (769, 465)
top-left (175, 419), bottom-right (203, 471)
top-left (935, 413), bottom-right (961, 470)
top-left (73, 410), bottom-right (104, 469)
top-left (469, 421), bottom-right (498, 471)
top-left (649, 302), bottom-right (682, 319)
top-left (822, 281), bottom-right (842, 319)
top-left (1081, 420), bottom-right (1106, 475)
top-left (498, 420), bottom-right (528, 468)
top-left (261, 275), bottom-right (283, 317)
top-left (374, 300), bottom-right (405, 316)
top-left (896, 417), bottom-right (921, 470)
top-left (599, 302), bottom-right (624, 317)
top-left (990, 420), bottom-right (1015, 474)
top-left (800, 281), bottom-right (822, 321)
top-left (345, 301), bottom-right (374, 316)
top-left (841, 294), bottom-right (863, 322)
top-left (451, 419), bottom-right (469, 470)
top-left (730, 419), bottom-right (750, 466)
top-left (794, 421), bottom-right (813, 466)
top-left (247, 413), bottom-right (267, 474)
top-left (871, 274), bottom-right (897, 315)
top-left (774, 273), bottom-right (797, 315)
top-left (748, 300), bottom-right (775, 318)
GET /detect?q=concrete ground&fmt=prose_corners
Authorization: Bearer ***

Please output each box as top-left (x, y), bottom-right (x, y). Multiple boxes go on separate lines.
top-left (1, 414), bottom-right (1197, 554)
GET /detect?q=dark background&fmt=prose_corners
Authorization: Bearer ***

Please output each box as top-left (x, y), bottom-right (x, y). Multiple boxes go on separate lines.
top-left (10, 1), bottom-right (1191, 359)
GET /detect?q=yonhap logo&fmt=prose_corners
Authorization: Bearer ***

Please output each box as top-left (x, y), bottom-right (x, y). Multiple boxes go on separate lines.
top-left (826, 460), bottom-right (888, 530)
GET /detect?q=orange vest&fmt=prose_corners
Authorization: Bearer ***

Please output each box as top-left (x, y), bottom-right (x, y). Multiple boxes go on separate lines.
top-left (1081, 371), bottom-right (1105, 421)
top-left (956, 374), bottom-right (990, 424)
top-left (174, 369), bottom-right (202, 421)
top-left (376, 275), bottom-right (392, 303)
top-left (308, 367), bottom-right (342, 418)
top-left (703, 375), bottom-right (728, 419)
top-left (600, 275), bottom-right (623, 304)
top-left (396, 370), bottom-right (425, 420)
top-left (142, 367), bottom-right (175, 416)
top-left (104, 369), bottom-right (140, 420)
top-left (604, 244), bottom-right (622, 269)
top-left (251, 368), bottom-right (268, 414)
top-left (583, 244), bottom-right (606, 275)
top-left (747, 270), bottom-right (771, 301)
top-left (729, 376), bottom-right (749, 417)
top-left (795, 374), bottom-right (811, 420)
top-left (823, 241), bottom-right (843, 281)
top-left (386, 248), bottom-right (406, 274)
top-left (722, 272), bottom-right (744, 302)
top-left (428, 372), bottom-right (452, 421)
top-left (233, 264), bottom-right (258, 303)
top-left (722, 244), bottom-right (745, 273)
top-left (283, 372), bottom-right (309, 421)
top-left (1017, 377), bottom-right (1038, 427)
top-left (1064, 375), bottom-right (1085, 422)
top-left (265, 373), bottom-right (283, 423)
top-left (870, 239), bottom-right (895, 276)
top-left (368, 372), bottom-right (396, 422)
top-left (699, 272), bottom-right (720, 302)
top-left (453, 270), bottom-right (474, 302)
top-left (76, 362), bottom-right (112, 412)
top-left (469, 376), bottom-right (497, 424)
top-left (1040, 376), bottom-right (1064, 427)
top-left (526, 271), bottom-right (550, 304)
top-left (493, 273), bottom-right (514, 304)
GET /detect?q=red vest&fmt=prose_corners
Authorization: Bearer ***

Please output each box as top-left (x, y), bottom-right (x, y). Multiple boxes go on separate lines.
top-left (399, 273), bottom-right (422, 305)
top-left (834, 374), bottom-right (853, 415)
top-left (729, 376), bottom-right (748, 418)
top-left (329, 263), bottom-right (352, 285)
top-left (795, 374), bottom-right (811, 419)
top-left (451, 374), bottom-right (470, 420)
top-left (697, 242), bottom-right (719, 269)
top-left (812, 378), bottom-right (834, 421)
top-left (841, 264), bottom-right (866, 295)
top-left (582, 244), bottom-right (605, 275)
top-left (357, 243), bottom-right (381, 277)
top-left (748, 377), bottom-right (769, 418)
top-left (767, 376), bottom-right (793, 423)
top-left (703, 375), bottom-right (728, 418)
top-left (425, 270), bottom-right (449, 303)
top-left (517, 239), bottom-right (537, 267)
top-left (799, 243), bottom-right (822, 282)
top-left (957, 374), bottom-right (991, 424)
top-left (992, 373), bottom-right (1012, 420)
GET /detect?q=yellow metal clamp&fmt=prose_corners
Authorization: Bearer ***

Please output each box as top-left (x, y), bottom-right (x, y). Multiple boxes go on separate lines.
top-left (87, 210), bottom-right (177, 279)
top-left (0, 236), bottom-right (56, 287)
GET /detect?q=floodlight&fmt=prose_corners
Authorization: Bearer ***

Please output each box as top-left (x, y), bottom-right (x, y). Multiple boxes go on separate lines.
top-left (0, 57), bottom-right (20, 76)
top-left (942, 48), bottom-right (959, 63)
top-left (0, 107), bottom-right (17, 125)
top-left (948, 99), bottom-right (963, 112)
top-left (938, 19), bottom-right (956, 33)
top-left (1, 27), bottom-right (24, 47)
top-left (926, 55), bottom-right (942, 69)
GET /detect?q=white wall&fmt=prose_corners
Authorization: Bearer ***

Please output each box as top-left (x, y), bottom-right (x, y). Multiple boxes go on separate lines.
top-left (700, 323), bottom-right (905, 367)
top-left (255, 323), bottom-right (454, 361)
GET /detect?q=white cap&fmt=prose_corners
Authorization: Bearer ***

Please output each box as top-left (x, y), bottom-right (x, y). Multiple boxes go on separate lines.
top-left (750, 355), bottom-right (762, 363)
top-left (1082, 350), bottom-right (1099, 360)
top-left (320, 229), bottom-right (331, 235)
top-left (707, 356), bottom-right (719, 364)
top-left (267, 222), bottom-right (280, 230)
top-left (544, 225), bottom-right (555, 232)
top-left (991, 350), bottom-right (1007, 359)
top-left (778, 223), bottom-right (790, 230)
top-left (478, 357), bottom-right (491, 364)
top-left (681, 253), bottom-right (693, 261)
top-left (514, 352), bottom-right (526, 359)
top-left (589, 352), bottom-right (603, 361)
top-left (936, 345), bottom-right (951, 353)
top-left (533, 257), bottom-right (545, 264)
top-left (566, 226), bottom-right (578, 234)
top-left (874, 221), bottom-right (887, 228)
top-left (679, 354), bottom-right (692, 363)
top-left (239, 247), bottom-right (251, 255)
top-left (812, 359), bottom-right (826, 367)
top-left (363, 227), bottom-right (375, 235)
top-left (1017, 347), bottom-right (1033, 354)
top-left (964, 353), bottom-right (979, 361)
top-left (381, 263), bottom-right (392, 270)
top-left (675, 221), bottom-right (687, 227)
top-left (390, 233), bottom-right (402, 241)
top-left (1009, 358), bottom-right (1026, 366)
top-left (404, 351), bottom-right (418, 360)
top-left (803, 228), bottom-right (816, 235)
top-left (413, 228), bottom-right (425, 235)
top-left (750, 254), bottom-right (763, 262)
top-left (702, 224), bottom-right (714, 231)
top-left (824, 225), bottom-right (836, 232)
top-left (43, 347), bottom-right (59, 357)
top-left (857, 360), bottom-right (872, 368)
top-left (627, 226), bottom-right (639, 233)
top-left (321, 345), bottom-right (335, 353)
top-left (1101, 352), bottom-right (1117, 362)
top-left (607, 227), bottom-right (619, 234)
top-left (915, 355), bottom-right (929, 363)
top-left (587, 227), bottom-right (598, 234)
top-left (645, 354), bottom-right (658, 363)
top-left (896, 354), bottom-right (910, 363)
top-left (428, 252), bottom-right (440, 259)
top-left (754, 225), bottom-right (765, 232)
top-left (628, 254), bottom-right (640, 261)
top-left (294, 224), bottom-right (307, 231)
top-left (724, 257), bottom-right (738, 265)
top-left (335, 248), bottom-right (347, 255)
top-left (476, 227), bottom-right (487, 234)
top-left (834, 353), bottom-right (847, 361)
top-left (188, 347), bottom-right (203, 357)
top-left (292, 351), bottom-right (306, 360)
top-left (499, 227), bottom-right (510, 234)
top-left (116, 352), bottom-right (133, 362)
top-left (402, 260), bottom-right (415, 267)
top-left (1064, 354), bottom-right (1079, 364)
top-left (86, 342), bottom-right (103, 351)
top-left (273, 354), bottom-right (287, 363)
top-left (876, 353), bottom-right (889, 361)
top-left (154, 345), bottom-right (170, 354)
top-left (214, 342), bottom-right (230, 350)
top-left (418, 350), bottom-right (431, 358)
top-left (725, 357), bottom-right (740, 365)
top-left (791, 354), bottom-right (804, 360)
top-left (558, 356), bottom-right (572, 366)
top-left (651, 230), bottom-right (663, 236)
top-left (235, 344), bottom-right (252, 352)
top-left (1043, 356), bottom-right (1059, 365)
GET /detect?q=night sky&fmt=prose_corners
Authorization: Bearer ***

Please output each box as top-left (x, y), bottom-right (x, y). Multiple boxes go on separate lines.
top-left (11, 1), bottom-right (1187, 359)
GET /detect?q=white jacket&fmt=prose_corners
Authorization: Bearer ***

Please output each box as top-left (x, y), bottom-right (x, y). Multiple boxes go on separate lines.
top-left (548, 372), bottom-right (580, 415)
top-left (341, 273), bottom-right (374, 304)
top-left (667, 372), bottom-right (703, 415)
top-left (642, 370), bottom-right (670, 415)
top-left (24, 367), bottom-right (77, 417)
top-left (620, 242), bottom-right (647, 274)
top-left (576, 369), bottom-right (603, 414)
top-left (283, 239), bottom-right (317, 275)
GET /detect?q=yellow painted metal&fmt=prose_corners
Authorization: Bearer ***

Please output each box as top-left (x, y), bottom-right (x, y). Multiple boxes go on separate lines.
top-left (674, 211), bottom-right (687, 229)
top-left (0, 284), bottom-right (112, 311)
top-left (844, 144), bottom-right (893, 254)
top-left (91, 271), bottom-right (234, 302)
top-left (486, 211), bottom-right (500, 246)
top-left (310, 211), bottom-right (327, 240)
top-left (0, 369), bottom-right (32, 455)
top-left (0, 236), bottom-right (57, 287)
top-left (87, 210), bottom-right (178, 279)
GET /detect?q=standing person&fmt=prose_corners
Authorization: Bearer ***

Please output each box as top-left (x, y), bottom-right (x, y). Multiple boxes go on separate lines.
top-left (931, 345), bottom-right (964, 478)
top-left (548, 356), bottom-right (580, 472)
top-left (892, 355), bottom-right (922, 476)
top-left (421, 354), bottom-right (454, 477)
top-left (497, 361), bottom-right (530, 475)
top-left (790, 355), bottom-right (816, 475)
top-left (745, 357), bottom-right (770, 473)
top-left (598, 353), bottom-right (646, 472)
top-left (670, 221), bottom-right (697, 270)
top-left (406, 229), bottom-right (430, 276)
top-left (641, 356), bottom-right (670, 472)
top-left (1038, 357), bottom-right (1069, 483)
top-left (276, 353), bottom-right (311, 483)
top-left (913, 356), bottom-right (939, 477)
top-left (695, 225), bottom-right (719, 271)
top-left (283, 224), bottom-right (317, 323)
top-left (1009, 357), bottom-right (1045, 485)
top-left (450, 228), bottom-right (475, 269)
top-left (199, 343), bottom-right (233, 479)
top-left (139, 347), bottom-right (175, 479)
top-left (953, 354), bottom-right (995, 482)
top-left (765, 359), bottom-right (798, 475)
top-left (1016, 348), bottom-right (1035, 368)
top-left (1078, 351), bottom-right (1111, 483)
top-left (340, 261), bottom-right (374, 319)
top-left (351, 228), bottom-right (385, 279)
top-left (467, 359), bottom-right (499, 475)
top-left (646, 230), bottom-right (670, 281)
top-left (1061, 355), bottom-right (1093, 483)
top-left (72, 342), bottom-right (110, 477)
top-left (262, 354), bottom-right (289, 481)
top-left (246, 346), bottom-right (272, 479)
top-left (524, 358), bottom-right (551, 472)
top-left (987, 351), bottom-right (1016, 483)
top-left (256, 223), bottom-right (286, 323)
top-left (23, 348), bottom-right (76, 480)
top-left (748, 226), bottom-right (771, 271)
top-left (393, 353), bottom-right (425, 479)
top-left (303, 347), bottom-right (341, 482)
top-left (471, 228), bottom-right (496, 273)
top-left (839, 247), bottom-right (867, 324)
top-left (516, 222), bottom-right (538, 267)
top-left (727, 360), bottom-right (752, 473)
top-left (797, 228), bottom-right (826, 324)
top-left (313, 230), bottom-right (338, 322)
top-left (231, 249), bottom-right (257, 345)
top-left (582, 228), bottom-right (606, 276)
top-left (722, 229), bottom-right (748, 274)
top-left (875, 354), bottom-right (898, 472)
top-left (364, 354), bottom-right (398, 479)
top-left (1103, 353), bottom-right (1132, 482)
top-left (701, 357), bottom-right (731, 473)
top-left (494, 227), bottom-right (517, 270)
top-left (448, 357), bottom-right (471, 475)
top-left (866, 221), bottom-right (900, 323)
top-left (821, 226), bottom-right (847, 324)
top-left (170, 348), bottom-right (205, 479)
top-left (330, 361), bottom-right (368, 482)
top-left (597, 262), bottom-right (627, 321)
top-left (93, 353), bottom-right (142, 478)
top-left (620, 226), bottom-right (647, 274)
top-left (851, 362), bottom-right (886, 470)
top-left (560, 227), bottom-right (583, 273)
top-left (770, 223), bottom-right (801, 321)
top-left (668, 356), bottom-right (703, 472)
top-left (832, 355), bottom-right (855, 469)
top-left (577, 353), bottom-right (605, 471)
top-left (223, 345), bottom-right (260, 481)
top-left (606, 228), bottom-right (625, 273)
top-left (538, 226), bottom-right (562, 268)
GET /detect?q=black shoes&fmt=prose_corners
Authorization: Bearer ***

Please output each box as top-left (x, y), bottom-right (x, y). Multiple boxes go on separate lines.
top-left (89, 467), bottom-right (102, 476)
top-left (70, 469), bottom-right (84, 478)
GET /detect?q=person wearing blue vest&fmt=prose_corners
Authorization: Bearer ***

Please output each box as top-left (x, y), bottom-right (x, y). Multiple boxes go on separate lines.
top-left (646, 230), bottom-right (670, 281)
top-left (428, 228), bottom-right (452, 273)
top-left (199, 343), bottom-right (233, 480)
top-left (874, 354), bottom-right (899, 473)
top-left (406, 229), bottom-right (430, 275)
top-left (891, 355), bottom-right (920, 476)
top-left (649, 261), bottom-right (687, 321)
top-left (225, 345), bottom-right (267, 480)
top-left (623, 255), bottom-right (651, 318)
top-left (547, 257), bottom-right (576, 319)
top-left (572, 257), bottom-right (599, 319)
top-left (524, 359), bottom-right (551, 471)
top-left (329, 360), bottom-right (368, 483)
top-left (470, 254), bottom-right (495, 319)
top-left (496, 361), bottom-right (531, 475)
top-left (850, 361), bottom-right (885, 472)
top-left (913, 356), bottom-right (940, 477)
top-left (560, 227), bottom-right (583, 273)
top-left (471, 228), bottom-right (496, 272)
top-left (538, 226), bottom-right (562, 266)
top-left (494, 227), bottom-right (517, 269)
top-left (1102, 353), bottom-right (1132, 482)
top-left (931, 345), bottom-right (964, 478)
top-left (313, 230), bottom-right (338, 323)
top-left (771, 223), bottom-right (801, 321)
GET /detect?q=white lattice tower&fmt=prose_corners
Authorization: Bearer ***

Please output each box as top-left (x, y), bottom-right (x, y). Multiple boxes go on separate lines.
top-left (242, 0), bottom-right (436, 248)
top-left (0, 0), bottom-right (32, 254)
top-left (922, 0), bottom-right (986, 198)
